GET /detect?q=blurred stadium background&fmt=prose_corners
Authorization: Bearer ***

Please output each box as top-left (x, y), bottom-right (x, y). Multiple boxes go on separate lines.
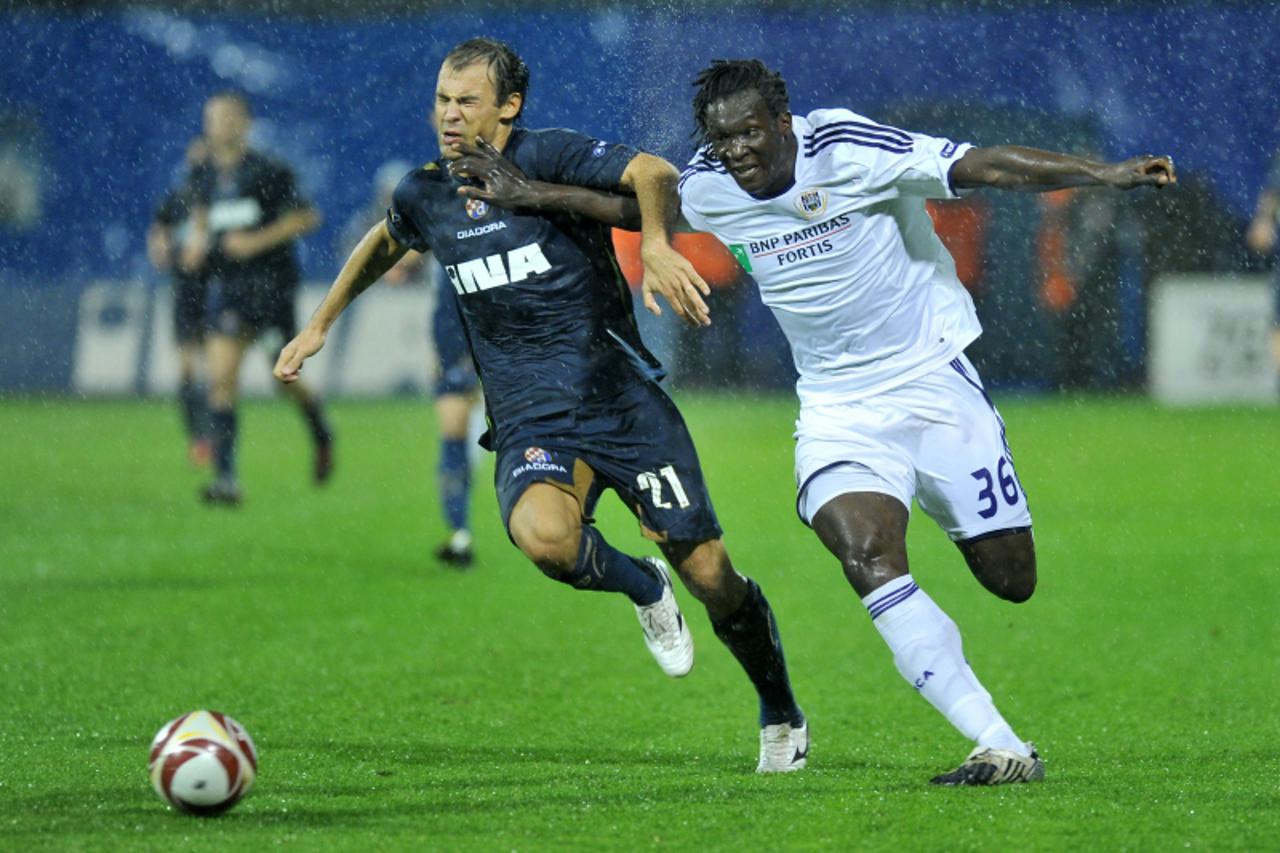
top-left (2, 0), bottom-right (1278, 401)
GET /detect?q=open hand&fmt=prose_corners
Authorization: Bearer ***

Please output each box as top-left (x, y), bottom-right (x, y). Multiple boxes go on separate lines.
top-left (449, 137), bottom-right (536, 210)
top-left (640, 240), bottom-right (712, 327)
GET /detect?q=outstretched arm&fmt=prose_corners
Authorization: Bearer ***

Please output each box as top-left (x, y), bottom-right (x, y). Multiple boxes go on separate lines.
top-left (273, 219), bottom-right (407, 383)
top-left (452, 138), bottom-right (711, 326)
top-left (222, 206), bottom-right (322, 261)
top-left (620, 152), bottom-right (712, 327)
top-left (951, 146), bottom-right (1176, 193)
top-left (451, 138), bottom-right (641, 228)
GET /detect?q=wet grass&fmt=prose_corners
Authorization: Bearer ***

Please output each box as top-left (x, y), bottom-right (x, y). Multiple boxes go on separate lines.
top-left (1, 394), bottom-right (1277, 850)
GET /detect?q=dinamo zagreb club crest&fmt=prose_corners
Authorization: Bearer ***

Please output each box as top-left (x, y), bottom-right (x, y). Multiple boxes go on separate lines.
top-left (524, 447), bottom-right (552, 464)
top-left (465, 198), bottom-right (489, 220)
top-left (795, 188), bottom-right (828, 218)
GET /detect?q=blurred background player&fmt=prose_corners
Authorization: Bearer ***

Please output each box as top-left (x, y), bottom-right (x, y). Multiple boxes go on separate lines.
top-left (277, 38), bottom-right (808, 772)
top-left (340, 161), bottom-right (481, 567)
top-left (677, 59), bottom-right (1174, 786)
top-left (181, 91), bottom-right (333, 506)
top-left (147, 136), bottom-right (211, 466)
top-left (1245, 146), bottom-right (1280, 386)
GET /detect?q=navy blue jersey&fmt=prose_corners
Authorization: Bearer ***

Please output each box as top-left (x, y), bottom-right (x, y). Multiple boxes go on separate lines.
top-left (188, 150), bottom-right (307, 288)
top-left (385, 128), bottom-right (662, 444)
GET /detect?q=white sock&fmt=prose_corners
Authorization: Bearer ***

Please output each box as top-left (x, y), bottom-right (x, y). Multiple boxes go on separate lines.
top-left (863, 574), bottom-right (1028, 755)
top-left (449, 529), bottom-right (473, 551)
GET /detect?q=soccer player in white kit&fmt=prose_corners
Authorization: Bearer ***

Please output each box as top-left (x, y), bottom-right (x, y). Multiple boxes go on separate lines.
top-left (673, 59), bottom-right (1175, 785)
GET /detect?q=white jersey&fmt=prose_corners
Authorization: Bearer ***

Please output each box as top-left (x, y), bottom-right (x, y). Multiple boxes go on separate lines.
top-left (679, 108), bottom-right (982, 404)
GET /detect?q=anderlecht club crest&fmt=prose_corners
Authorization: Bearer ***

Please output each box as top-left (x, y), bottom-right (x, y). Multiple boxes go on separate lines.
top-left (795, 188), bottom-right (828, 218)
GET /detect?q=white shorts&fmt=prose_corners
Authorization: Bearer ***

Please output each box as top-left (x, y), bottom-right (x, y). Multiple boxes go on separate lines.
top-left (795, 354), bottom-right (1033, 541)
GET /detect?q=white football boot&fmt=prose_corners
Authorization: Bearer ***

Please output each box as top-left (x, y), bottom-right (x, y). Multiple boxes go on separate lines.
top-left (634, 557), bottom-right (694, 677)
top-left (756, 719), bottom-right (809, 773)
top-left (930, 743), bottom-right (1045, 785)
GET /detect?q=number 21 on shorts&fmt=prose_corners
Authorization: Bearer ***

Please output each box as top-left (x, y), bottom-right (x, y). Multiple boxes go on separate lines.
top-left (971, 455), bottom-right (1022, 519)
top-left (636, 465), bottom-right (691, 510)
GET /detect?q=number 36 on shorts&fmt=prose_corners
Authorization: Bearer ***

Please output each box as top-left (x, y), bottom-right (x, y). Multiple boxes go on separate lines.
top-left (971, 455), bottom-right (1022, 520)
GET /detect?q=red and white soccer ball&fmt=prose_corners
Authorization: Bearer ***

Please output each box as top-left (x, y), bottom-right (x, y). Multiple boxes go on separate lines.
top-left (148, 710), bottom-right (258, 815)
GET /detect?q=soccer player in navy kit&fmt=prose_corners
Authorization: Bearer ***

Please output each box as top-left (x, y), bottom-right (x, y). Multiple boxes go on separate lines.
top-left (182, 91), bottom-right (334, 505)
top-left (275, 39), bottom-right (808, 772)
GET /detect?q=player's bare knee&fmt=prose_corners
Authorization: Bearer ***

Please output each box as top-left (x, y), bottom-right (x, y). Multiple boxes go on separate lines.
top-left (510, 516), bottom-right (579, 578)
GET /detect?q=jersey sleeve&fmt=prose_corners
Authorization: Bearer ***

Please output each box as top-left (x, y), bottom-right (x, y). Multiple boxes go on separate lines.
top-left (679, 199), bottom-right (710, 234)
top-left (677, 182), bottom-right (712, 234)
top-left (677, 146), bottom-right (717, 234)
top-left (385, 172), bottom-right (430, 253)
top-left (525, 128), bottom-right (640, 191)
top-left (827, 111), bottom-right (972, 200)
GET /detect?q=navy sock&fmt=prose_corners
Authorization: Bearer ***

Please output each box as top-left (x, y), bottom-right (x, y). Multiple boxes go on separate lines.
top-left (208, 406), bottom-right (237, 481)
top-left (558, 526), bottom-right (664, 606)
top-left (712, 579), bottom-right (803, 727)
top-left (179, 378), bottom-right (207, 440)
top-left (438, 438), bottom-right (471, 532)
top-left (301, 399), bottom-right (332, 445)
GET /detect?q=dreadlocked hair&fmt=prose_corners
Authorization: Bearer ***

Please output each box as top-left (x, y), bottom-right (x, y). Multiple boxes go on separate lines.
top-left (691, 59), bottom-right (789, 145)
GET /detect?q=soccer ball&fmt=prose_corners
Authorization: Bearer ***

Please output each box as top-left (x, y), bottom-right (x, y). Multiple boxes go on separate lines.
top-left (148, 710), bottom-right (258, 815)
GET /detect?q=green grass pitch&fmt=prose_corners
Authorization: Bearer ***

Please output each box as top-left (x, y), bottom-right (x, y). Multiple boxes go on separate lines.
top-left (1, 394), bottom-right (1277, 850)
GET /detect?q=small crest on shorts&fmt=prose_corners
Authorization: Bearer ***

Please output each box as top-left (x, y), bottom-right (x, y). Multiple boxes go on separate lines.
top-left (524, 447), bottom-right (552, 464)
top-left (795, 188), bottom-right (828, 218)
top-left (465, 198), bottom-right (489, 220)
top-left (590, 140), bottom-right (609, 158)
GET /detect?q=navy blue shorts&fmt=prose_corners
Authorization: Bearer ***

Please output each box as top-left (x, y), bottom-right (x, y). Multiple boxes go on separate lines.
top-left (206, 277), bottom-right (297, 342)
top-left (493, 381), bottom-right (723, 544)
top-left (432, 275), bottom-right (479, 397)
